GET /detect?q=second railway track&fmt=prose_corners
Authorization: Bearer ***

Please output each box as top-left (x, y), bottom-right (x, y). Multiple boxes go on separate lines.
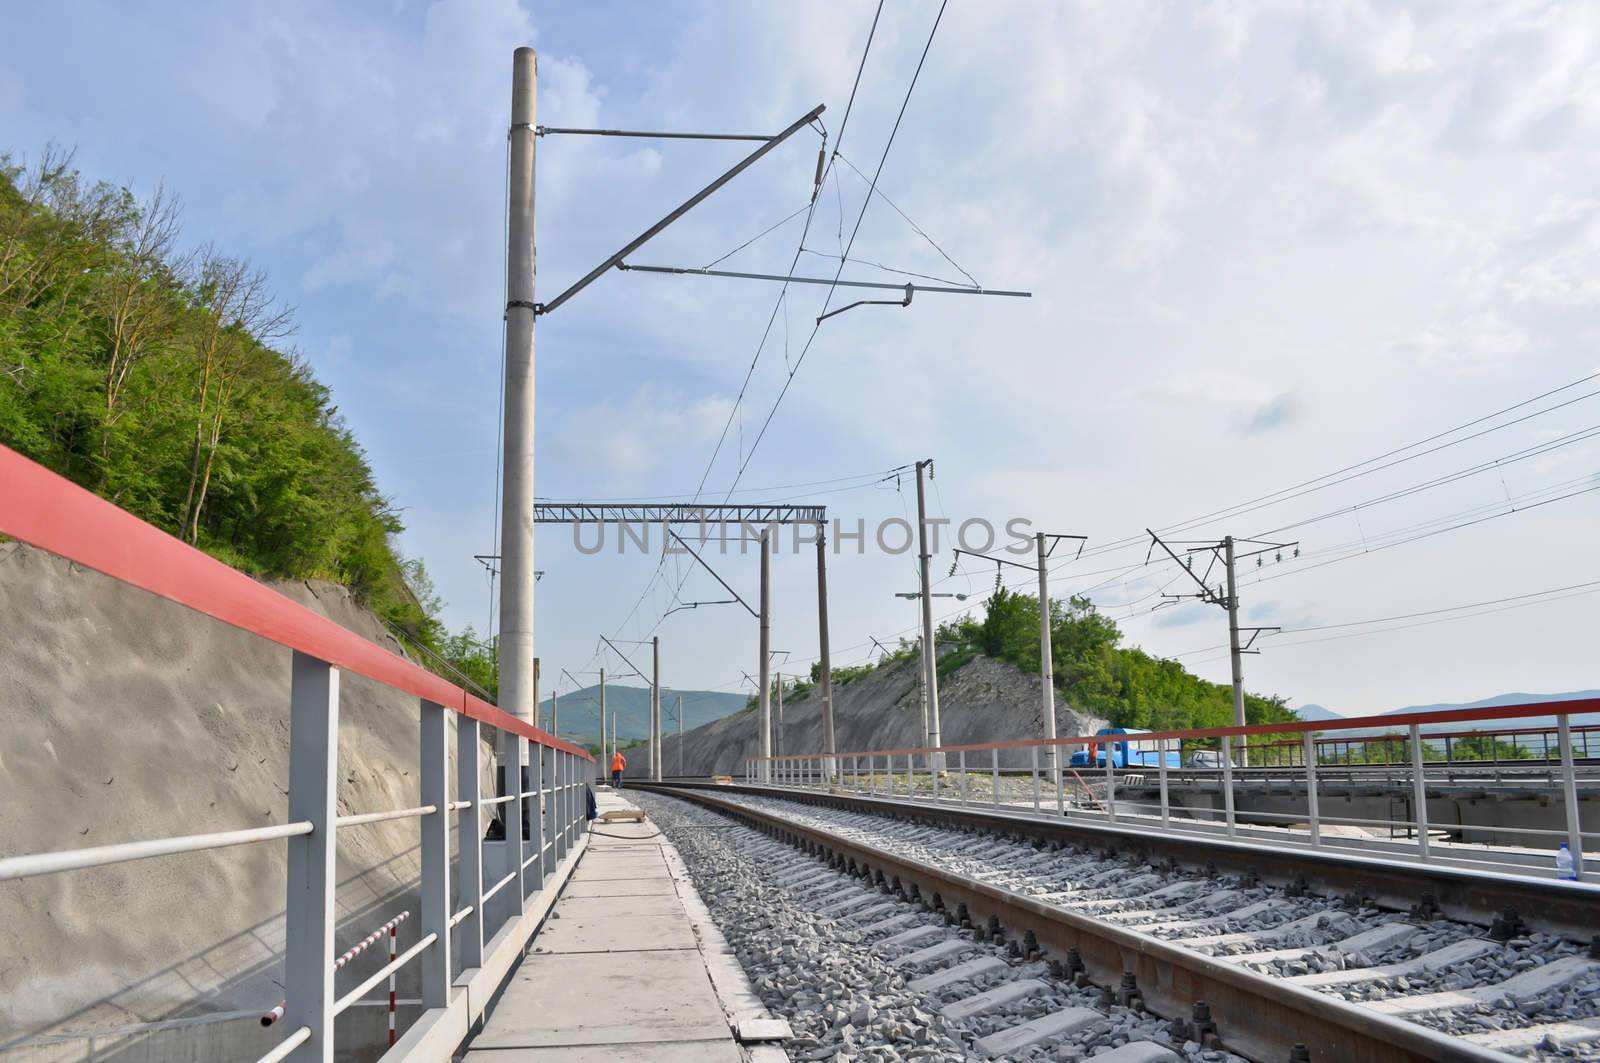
top-left (637, 783), bottom-right (1600, 1062)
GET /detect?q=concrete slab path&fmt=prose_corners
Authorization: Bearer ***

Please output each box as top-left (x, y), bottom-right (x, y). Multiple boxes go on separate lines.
top-left (463, 789), bottom-right (782, 1061)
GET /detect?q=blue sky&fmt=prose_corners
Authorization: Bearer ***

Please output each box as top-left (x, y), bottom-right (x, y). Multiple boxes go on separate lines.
top-left (6, 1), bottom-right (1600, 718)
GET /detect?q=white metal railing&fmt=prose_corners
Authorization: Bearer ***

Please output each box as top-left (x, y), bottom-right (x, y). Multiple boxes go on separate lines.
top-left (0, 444), bottom-right (596, 1062)
top-left (746, 700), bottom-right (1599, 883)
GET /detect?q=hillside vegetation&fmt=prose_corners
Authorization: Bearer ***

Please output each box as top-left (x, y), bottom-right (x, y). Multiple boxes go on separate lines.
top-left (0, 149), bottom-right (483, 675)
top-left (776, 587), bottom-right (1297, 736)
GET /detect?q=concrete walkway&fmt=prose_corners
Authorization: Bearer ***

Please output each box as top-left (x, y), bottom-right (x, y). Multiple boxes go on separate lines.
top-left (462, 788), bottom-right (787, 1061)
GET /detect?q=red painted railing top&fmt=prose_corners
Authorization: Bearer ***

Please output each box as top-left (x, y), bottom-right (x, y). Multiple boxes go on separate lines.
top-left (0, 445), bottom-right (591, 760)
top-left (753, 696), bottom-right (1600, 763)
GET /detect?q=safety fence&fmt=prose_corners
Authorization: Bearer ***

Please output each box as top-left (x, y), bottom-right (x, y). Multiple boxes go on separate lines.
top-left (0, 445), bottom-right (594, 1063)
top-left (746, 698), bottom-right (1598, 883)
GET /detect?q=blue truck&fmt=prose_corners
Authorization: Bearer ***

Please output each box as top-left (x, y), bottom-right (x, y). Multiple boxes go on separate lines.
top-left (1068, 727), bottom-right (1182, 769)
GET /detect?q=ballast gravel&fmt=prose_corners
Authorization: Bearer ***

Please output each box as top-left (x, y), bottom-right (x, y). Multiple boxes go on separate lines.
top-left (682, 791), bottom-right (1600, 1061)
top-left (633, 791), bottom-right (1249, 1063)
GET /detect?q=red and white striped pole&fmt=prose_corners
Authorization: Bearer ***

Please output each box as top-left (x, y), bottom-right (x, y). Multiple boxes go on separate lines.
top-left (387, 922), bottom-right (398, 1046)
top-left (261, 911), bottom-right (410, 1028)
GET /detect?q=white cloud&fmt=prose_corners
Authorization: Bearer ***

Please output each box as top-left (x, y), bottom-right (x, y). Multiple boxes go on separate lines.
top-left (10, 1), bottom-right (1600, 712)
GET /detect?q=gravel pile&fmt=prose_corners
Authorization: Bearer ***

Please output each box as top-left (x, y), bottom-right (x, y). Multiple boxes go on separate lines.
top-left (633, 791), bottom-right (1248, 1062)
top-left (690, 791), bottom-right (1600, 1061)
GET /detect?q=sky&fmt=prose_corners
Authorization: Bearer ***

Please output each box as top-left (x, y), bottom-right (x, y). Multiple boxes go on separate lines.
top-left (5, 1), bottom-right (1600, 721)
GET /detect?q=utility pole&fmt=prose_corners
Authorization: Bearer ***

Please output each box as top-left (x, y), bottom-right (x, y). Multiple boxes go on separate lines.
top-left (816, 526), bottom-right (836, 779)
top-left (776, 672), bottom-right (784, 759)
top-left (676, 694), bottom-right (684, 778)
top-left (532, 657), bottom-right (541, 728)
top-left (1037, 533), bottom-right (1056, 785)
top-left (651, 636), bottom-right (661, 782)
top-left (914, 459), bottom-right (942, 769)
top-left (949, 532), bottom-right (1084, 791)
top-left (758, 528), bottom-right (772, 782)
top-left (498, 47), bottom-right (537, 726)
top-left (599, 667), bottom-right (608, 778)
top-left (1223, 536), bottom-right (1246, 760)
top-left (552, 690), bottom-right (559, 738)
top-left (1146, 530), bottom-right (1295, 768)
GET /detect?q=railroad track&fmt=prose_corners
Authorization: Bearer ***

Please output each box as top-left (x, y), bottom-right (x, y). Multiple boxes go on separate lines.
top-left (638, 784), bottom-right (1600, 1062)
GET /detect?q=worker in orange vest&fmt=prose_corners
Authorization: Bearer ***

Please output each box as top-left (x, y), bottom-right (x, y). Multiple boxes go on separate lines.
top-left (610, 749), bottom-right (626, 789)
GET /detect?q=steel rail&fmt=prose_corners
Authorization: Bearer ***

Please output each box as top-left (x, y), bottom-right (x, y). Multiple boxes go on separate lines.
top-left (652, 781), bottom-right (1600, 942)
top-left (648, 785), bottom-right (1521, 1063)
top-left (0, 821), bottom-right (313, 882)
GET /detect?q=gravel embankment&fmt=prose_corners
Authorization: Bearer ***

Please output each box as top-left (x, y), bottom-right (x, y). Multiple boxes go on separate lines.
top-left (683, 792), bottom-right (1600, 1061)
top-left (634, 791), bottom-right (1248, 1062)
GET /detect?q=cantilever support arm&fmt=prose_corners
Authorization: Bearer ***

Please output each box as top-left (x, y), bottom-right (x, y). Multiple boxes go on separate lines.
top-left (537, 103), bottom-right (826, 316)
top-left (667, 530), bottom-right (759, 619)
top-left (817, 283), bottom-right (913, 324)
top-left (597, 636), bottom-right (648, 682)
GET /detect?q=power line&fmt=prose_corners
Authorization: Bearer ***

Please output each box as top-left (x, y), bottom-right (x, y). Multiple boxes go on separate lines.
top-left (831, 0), bottom-right (885, 160)
top-left (835, 151), bottom-right (979, 288)
top-left (1050, 371), bottom-right (1600, 572)
top-left (610, 3), bottom-right (899, 642)
top-left (702, 202), bottom-right (813, 270)
top-left (730, 0), bottom-right (951, 491)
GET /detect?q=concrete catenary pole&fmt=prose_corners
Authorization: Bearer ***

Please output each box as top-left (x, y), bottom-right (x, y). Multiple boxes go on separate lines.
top-left (676, 694), bottom-right (684, 778)
top-left (776, 672), bottom-right (784, 760)
top-left (915, 460), bottom-right (943, 770)
top-left (651, 636), bottom-right (661, 781)
top-left (816, 526), bottom-right (836, 779)
top-left (1037, 532), bottom-right (1056, 787)
top-left (531, 658), bottom-right (541, 728)
top-left (599, 667), bottom-right (608, 778)
top-left (1224, 535), bottom-right (1247, 763)
top-left (497, 48), bottom-right (538, 727)
top-left (551, 691), bottom-right (559, 738)
top-left (758, 528), bottom-right (772, 782)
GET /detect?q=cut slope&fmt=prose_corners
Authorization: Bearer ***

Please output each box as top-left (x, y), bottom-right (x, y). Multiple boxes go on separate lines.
top-left (646, 653), bottom-right (1108, 778)
top-left (0, 541), bottom-right (491, 1056)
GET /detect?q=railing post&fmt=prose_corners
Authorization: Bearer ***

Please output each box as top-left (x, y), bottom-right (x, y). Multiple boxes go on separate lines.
top-left (1055, 743), bottom-right (1065, 816)
top-left (1104, 743), bottom-right (1116, 823)
top-left (571, 752), bottom-right (581, 844)
top-left (1304, 731), bottom-right (1321, 849)
top-left (1410, 723), bottom-right (1430, 861)
top-left (531, 736), bottom-right (550, 890)
top-left (419, 699), bottom-right (451, 1008)
top-left (1158, 738), bottom-right (1169, 831)
top-left (1221, 735), bottom-right (1235, 837)
top-left (1559, 714), bottom-right (1586, 879)
top-left (501, 732), bottom-right (525, 914)
top-left (284, 652), bottom-right (338, 1063)
top-left (456, 716), bottom-right (483, 972)
top-left (541, 744), bottom-right (557, 876)
top-left (1031, 745), bottom-right (1041, 812)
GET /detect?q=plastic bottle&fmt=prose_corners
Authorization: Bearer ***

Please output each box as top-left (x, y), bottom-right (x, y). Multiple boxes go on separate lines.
top-left (1556, 842), bottom-right (1578, 881)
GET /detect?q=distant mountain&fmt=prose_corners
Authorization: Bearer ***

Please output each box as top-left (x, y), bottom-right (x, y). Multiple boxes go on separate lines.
top-left (538, 684), bottom-right (747, 746)
top-left (1294, 690), bottom-right (1600, 738)
top-left (1292, 703), bottom-right (1345, 722)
